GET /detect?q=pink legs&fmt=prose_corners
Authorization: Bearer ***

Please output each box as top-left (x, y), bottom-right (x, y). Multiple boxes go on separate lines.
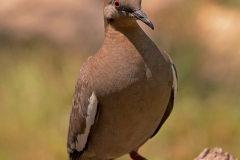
top-left (129, 151), bottom-right (147, 160)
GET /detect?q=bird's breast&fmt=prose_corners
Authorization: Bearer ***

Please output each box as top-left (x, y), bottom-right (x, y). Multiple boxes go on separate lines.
top-left (87, 52), bottom-right (172, 159)
top-left (88, 77), bottom-right (171, 159)
top-left (90, 51), bottom-right (146, 97)
top-left (90, 50), bottom-right (171, 97)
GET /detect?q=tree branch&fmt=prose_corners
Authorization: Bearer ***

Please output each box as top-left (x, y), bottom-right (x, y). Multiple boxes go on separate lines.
top-left (194, 148), bottom-right (238, 160)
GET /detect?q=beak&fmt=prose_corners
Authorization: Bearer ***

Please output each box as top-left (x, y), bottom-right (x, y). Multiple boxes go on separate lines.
top-left (132, 10), bottom-right (154, 30)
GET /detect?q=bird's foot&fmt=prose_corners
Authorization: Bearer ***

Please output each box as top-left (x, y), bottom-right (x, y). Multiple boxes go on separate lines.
top-left (129, 151), bottom-right (147, 160)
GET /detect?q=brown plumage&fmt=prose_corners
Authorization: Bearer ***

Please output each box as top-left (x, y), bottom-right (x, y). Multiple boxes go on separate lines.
top-left (67, 0), bottom-right (178, 160)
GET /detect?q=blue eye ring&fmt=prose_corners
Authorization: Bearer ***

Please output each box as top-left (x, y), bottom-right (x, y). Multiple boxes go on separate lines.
top-left (111, 0), bottom-right (127, 11)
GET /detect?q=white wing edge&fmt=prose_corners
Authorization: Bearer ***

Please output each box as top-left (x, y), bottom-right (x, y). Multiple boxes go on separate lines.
top-left (171, 65), bottom-right (178, 104)
top-left (74, 92), bottom-right (98, 152)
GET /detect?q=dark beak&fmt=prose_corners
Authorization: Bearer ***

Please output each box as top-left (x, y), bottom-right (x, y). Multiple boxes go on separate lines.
top-left (133, 10), bottom-right (154, 30)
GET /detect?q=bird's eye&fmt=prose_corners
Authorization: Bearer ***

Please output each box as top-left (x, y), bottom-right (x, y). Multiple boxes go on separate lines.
top-left (114, 0), bottom-right (121, 9)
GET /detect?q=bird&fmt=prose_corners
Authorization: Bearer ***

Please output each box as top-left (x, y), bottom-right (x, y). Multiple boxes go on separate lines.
top-left (67, 0), bottom-right (178, 160)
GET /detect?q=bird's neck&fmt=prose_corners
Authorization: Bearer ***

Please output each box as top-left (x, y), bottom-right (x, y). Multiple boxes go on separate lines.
top-left (104, 19), bottom-right (146, 43)
top-left (101, 19), bottom-right (156, 58)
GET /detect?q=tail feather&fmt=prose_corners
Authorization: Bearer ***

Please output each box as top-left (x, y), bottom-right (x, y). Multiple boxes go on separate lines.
top-left (69, 150), bottom-right (84, 160)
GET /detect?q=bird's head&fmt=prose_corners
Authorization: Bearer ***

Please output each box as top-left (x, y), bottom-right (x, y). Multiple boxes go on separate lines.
top-left (104, 0), bottom-right (154, 30)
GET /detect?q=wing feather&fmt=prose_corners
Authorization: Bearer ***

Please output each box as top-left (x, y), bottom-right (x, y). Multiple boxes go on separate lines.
top-left (67, 60), bottom-right (98, 160)
top-left (151, 63), bottom-right (178, 138)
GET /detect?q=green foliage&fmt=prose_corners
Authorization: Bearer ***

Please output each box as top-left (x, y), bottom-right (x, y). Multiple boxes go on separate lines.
top-left (214, 0), bottom-right (240, 8)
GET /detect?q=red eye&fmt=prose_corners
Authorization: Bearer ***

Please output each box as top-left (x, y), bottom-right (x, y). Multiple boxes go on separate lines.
top-left (114, 0), bottom-right (121, 9)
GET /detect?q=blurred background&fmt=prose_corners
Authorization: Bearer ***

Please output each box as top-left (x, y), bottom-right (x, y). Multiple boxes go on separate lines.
top-left (0, 0), bottom-right (240, 159)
